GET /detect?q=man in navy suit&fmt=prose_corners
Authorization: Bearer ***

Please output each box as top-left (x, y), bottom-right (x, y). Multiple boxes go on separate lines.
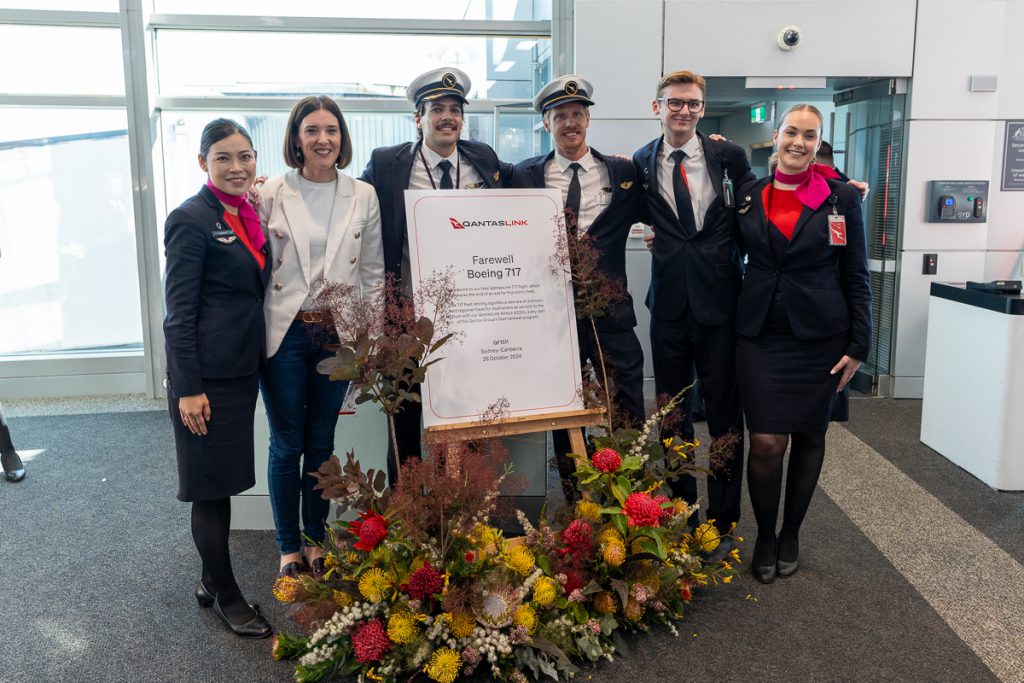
top-left (510, 75), bottom-right (645, 503)
top-left (359, 67), bottom-right (511, 480)
top-left (634, 70), bottom-right (752, 544)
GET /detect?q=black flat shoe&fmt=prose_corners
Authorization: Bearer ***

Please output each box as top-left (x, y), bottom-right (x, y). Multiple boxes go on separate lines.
top-left (211, 595), bottom-right (272, 639)
top-left (777, 534), bottom-right (799, 578)
top-left (751, 535), bottom-right (778, 584)
top-left (195, 580), bottom-right (260, 613)
top-left (278, 560), bottom-right (308, 578)
top-left (309, 557), bottom-right (327, 578)
top-left (3, 467), bottom-right (25, 483)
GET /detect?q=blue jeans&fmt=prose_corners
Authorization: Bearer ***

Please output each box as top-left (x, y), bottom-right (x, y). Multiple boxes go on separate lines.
top-left (260, 320), bottom-right (348, 555)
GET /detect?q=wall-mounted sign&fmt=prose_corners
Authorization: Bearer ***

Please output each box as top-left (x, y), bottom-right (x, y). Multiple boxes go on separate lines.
top-left (750, 102), bottom-right (768, 124)
top-left (1002, 121), bottom-right (1024, 191)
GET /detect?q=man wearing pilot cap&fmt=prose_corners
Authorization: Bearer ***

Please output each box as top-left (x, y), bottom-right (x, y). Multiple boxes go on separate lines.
top-left (359, 67), bottom-right (511, 481)
top-left (508, 75), bottom-right (646, 503)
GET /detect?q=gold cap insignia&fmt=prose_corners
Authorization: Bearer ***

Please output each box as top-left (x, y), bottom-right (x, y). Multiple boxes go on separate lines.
top-left (493, 171), bottom-right (500, 182)
top-left (619, 181), bottom-right (634, 190)
top-left (565, 80), bottom-right (578, 95)
top-left (442, 72), bottom-right (456, 88)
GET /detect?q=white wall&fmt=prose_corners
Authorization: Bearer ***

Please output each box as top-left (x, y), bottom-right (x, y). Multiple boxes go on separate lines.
top-left (574, 0), bottom-right (1023, 399)
top-left (892, 0), bottom-right (1024, 397)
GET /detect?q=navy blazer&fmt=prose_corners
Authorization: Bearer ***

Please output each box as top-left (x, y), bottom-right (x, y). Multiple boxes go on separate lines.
top-left (509, 148), bottom-right (642, 331)
top-left (163, 185), bottom-right (271, 397)
top-left (735, 177), bottom-right (872, 361)
top-left (358, 139), bottom-right (512, 279)
top-left (634, 132), bottom-right (755, 326)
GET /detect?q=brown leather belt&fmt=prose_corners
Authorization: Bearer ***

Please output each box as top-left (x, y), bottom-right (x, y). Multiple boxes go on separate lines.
top-left (295, 310), bottom-right (328, 324)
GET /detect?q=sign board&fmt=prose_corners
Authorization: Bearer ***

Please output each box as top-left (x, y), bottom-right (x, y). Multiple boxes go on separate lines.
top-left (750, 102), bottom-right (768, 124)
top-left (1002, 120), bottom-right (1024, 191)
top-left (405, 189), bottom-right (584, 429)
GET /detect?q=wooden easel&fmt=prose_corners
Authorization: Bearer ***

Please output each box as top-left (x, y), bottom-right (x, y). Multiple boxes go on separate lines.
top-left (423, 406), bottom-right (606, 481)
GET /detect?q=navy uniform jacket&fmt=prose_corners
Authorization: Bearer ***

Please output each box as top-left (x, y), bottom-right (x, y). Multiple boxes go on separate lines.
top-left (634, 132), bottom-right (755, 326)
top-left (358, 139), bottom-right (512, 279)
top-left (735, 177), bottom-right (872, 361)
top-left (163, 185), bottom-right (271, 397)
top-left (509, 148), bottom-right (642, 331)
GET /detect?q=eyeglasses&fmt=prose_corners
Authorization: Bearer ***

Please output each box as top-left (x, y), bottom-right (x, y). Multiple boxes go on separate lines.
top-left (657, 98), bottom-right (705, 113)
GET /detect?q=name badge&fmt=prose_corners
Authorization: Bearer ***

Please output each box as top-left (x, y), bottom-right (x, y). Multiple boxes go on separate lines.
top-left (722, 169), bottom-right (735, 208)
top-left (212, 228), bottom-right (237, 244)
top-left (827, 214), bottom-right (847, 246)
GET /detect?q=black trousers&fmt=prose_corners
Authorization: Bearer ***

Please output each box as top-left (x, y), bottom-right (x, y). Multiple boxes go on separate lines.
top-left (651, 309), bottom-right (744, 533)
top-left (552, 322), bottom-right (646, 501)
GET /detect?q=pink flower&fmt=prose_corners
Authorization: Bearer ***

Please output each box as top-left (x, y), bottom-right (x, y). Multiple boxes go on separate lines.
top-left (352, 620), bottom-right (392, 663)
top-left (350, 511), bottom-right (388, 551)
top-left (406, 563), bottom-right (443, 600)
top-left (591, 448), bottom-right (622, 473)
top-left (623, 492), bottom-right (661, 528)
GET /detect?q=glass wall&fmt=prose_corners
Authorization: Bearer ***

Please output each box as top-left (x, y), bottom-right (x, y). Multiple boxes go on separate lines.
top-left (0, 1), bottom-right (555, 394)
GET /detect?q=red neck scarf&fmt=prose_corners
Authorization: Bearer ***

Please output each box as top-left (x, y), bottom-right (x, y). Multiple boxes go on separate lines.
top-left (773, 163), bottom-right (839, 210)
top-left (205, 179), bottom-right (265, 252)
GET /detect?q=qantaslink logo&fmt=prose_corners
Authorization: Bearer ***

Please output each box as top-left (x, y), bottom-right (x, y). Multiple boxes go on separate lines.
top-left (447, 217), bottom-right (529, 230)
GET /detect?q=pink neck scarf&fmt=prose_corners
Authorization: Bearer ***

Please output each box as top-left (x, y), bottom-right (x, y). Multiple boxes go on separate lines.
top-left (773, 163), bottom-right (839, 210)
top-left (205, 179), bottom-right (265, 251)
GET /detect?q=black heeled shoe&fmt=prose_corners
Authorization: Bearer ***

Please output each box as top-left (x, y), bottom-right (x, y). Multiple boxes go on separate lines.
top-left (751, 535), bottom-right (778, 584)
top-left (777, 534), bottom-right (799, 578)
top-left (2, 450), bottom-right (25, 482)
top-left (3, 466), bottom-right (25, 483)
top-left (211, 594), bottom-right (273, 639)
top-left (195, 580), bottom-right (260, 613)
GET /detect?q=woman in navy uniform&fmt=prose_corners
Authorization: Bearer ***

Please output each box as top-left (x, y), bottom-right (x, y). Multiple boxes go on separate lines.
top-left (163, 119), bottom-right (272, 638)
top-left (734, 104), bottom-right (871, 583)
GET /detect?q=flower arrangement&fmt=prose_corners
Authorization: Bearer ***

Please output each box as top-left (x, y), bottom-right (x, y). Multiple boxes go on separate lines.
top-left (271, 388), bottom-right (739, 682)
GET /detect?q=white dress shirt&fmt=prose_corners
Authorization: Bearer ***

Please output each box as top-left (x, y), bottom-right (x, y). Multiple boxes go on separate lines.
top-left (657, 134), bottom-right (716, 230)
top-left (544, 148), bottom-right (611, 234)
top-left (402, 142), bottom-right (485, 295)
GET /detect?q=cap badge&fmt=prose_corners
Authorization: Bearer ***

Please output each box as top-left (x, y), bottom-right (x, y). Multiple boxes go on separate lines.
top-left (565, 80), bottom-right (578, 95)
top-left (442, 72), bottom-right (457, 88)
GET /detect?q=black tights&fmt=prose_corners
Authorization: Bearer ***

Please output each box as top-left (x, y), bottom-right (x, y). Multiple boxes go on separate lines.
top-left (191, 498), bottom-right (254, 622)
top-left (746, 431), bottom-right (827, 563)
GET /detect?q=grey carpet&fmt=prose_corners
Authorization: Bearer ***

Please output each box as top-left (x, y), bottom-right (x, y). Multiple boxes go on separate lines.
top-left (0, 402), bottom-right (1015, 682)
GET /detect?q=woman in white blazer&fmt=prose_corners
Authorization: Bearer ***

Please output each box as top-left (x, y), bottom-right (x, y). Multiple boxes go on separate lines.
top-left (258, 96), bottom-right (384, 578)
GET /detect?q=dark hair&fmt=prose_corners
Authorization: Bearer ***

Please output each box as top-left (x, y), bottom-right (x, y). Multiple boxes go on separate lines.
top-left (199, 118), bottom-right (254, 159)
top-left (283, 96), bottom-right (353, 170)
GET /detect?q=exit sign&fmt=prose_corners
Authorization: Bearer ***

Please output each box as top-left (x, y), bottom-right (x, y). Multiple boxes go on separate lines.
top-left (751, 103), bottom-right (768, 123)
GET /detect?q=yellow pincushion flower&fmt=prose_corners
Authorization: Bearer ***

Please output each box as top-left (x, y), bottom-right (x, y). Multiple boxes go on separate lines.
top-left (504, 545), bottom-right (536, 576)
top-left (672, 498), bottom-right (691, 518)
top-left (694, 523), bottom-right (721, 553)
top-left (597, 524), bottom-right (623, 546)
top-left (332, 589), bottom-right (354, 608)
top-left (513, 604), bottom-right (538, 634)
top-left (602, 540), bottom-right (626, 567)
top-left (575, 499), bottom-right (602, 522)
top-left (448, 611), bottom-right (477, 639)
top-left (323, 552), bottom-right (340, 570)
top-left (358, 568), bottom-right (392, 603)
top-left (425, 647), bottom-right (461, 683)
top-left (387, 610), bottom-right (419, 644)
top-left (532, 576), bottom-right (558, 606)
top-left (593, 591), bottom-right (618, 614)
top-left (272, 575), bottom-right (303, 603)
top-left (624, 598), bottom-right (644, 621)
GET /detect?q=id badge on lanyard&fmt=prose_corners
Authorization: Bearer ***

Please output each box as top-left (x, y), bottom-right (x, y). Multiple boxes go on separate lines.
top-left (827, 201), bottom-right (847, 247)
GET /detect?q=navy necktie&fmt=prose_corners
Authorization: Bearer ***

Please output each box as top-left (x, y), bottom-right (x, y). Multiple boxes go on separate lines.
top-left (670, 149), bottom-right (696, 236)
top-left (565, 162), bottom-right (582, 234)
top-left (437, 159), bottom-right (454, 189)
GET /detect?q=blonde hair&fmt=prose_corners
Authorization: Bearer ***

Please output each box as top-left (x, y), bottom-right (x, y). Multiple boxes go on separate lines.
top-left (776, 104), bottom-right (824, 135)
top-left (655, 70), bottom-right (707, 99)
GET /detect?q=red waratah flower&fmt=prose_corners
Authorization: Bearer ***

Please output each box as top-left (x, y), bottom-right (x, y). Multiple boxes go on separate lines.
top-left (652, 495), bottom-right (673, 520)
top-left (623, 492), bottom-right (662, 527)
top-left (352, 620), bottom-right (392, 663)
top-left (679, 579), bottom-right (693, 603)
top-left (561, 519), bottom-right (594, 549)
top-left (406, 563), bottom-right (443, 600)
top-left (464, 551), bottom-right (476, 563)
top-left (350, 511), bottom-right (388, 551)
top-left (563, 569), bottom-right (586, 595)
top-left (591, 448), bottom-right (622, 473)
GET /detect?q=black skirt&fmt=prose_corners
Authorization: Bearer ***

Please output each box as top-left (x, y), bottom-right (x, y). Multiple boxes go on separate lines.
top-left (168, 373), bottom-right (259, 502)
top-left (736, 290), bottom-right (846, 434)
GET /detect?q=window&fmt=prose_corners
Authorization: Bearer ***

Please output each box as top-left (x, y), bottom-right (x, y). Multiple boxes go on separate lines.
top-left (151, 0), bottom-right (551, 21)
top-left (0, 26), bottom-right (124, 96)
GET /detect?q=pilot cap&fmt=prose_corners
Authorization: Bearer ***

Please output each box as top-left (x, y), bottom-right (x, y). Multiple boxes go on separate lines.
top-left (534, 74), bottom-right (595, 113)
top-left (407, 67), bottom-right (471, 107)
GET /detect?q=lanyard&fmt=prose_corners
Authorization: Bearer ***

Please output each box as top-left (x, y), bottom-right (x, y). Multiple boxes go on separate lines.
top-left (417, 142), bottom-right (461, 190)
